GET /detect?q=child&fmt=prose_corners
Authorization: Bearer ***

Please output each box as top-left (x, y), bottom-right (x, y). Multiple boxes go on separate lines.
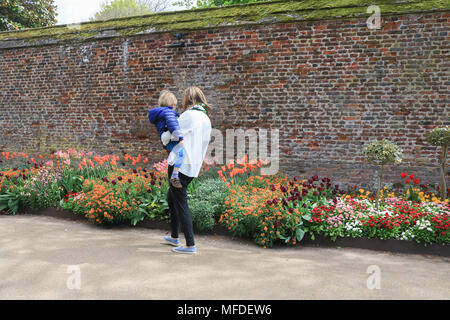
top-left (148, 90), bottom-right (185, 188)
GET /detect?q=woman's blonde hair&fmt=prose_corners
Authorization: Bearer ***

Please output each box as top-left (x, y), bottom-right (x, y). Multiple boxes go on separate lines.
top-left (158, 90), bottom-right (177, 107)
top-left (182, 86), bottom-right (212, 115)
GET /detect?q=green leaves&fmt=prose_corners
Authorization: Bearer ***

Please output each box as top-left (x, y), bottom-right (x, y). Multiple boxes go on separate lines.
top-left (363, 139), bottom-right (403, 165)
top-left (174, 0), bottom-right (265, 10)
top-left (426, 127), bottom-right (450, 147)
top-left (0, 191), bottom-right (20, 214)
top-left (0, 0), bottom-right (57, 31)
top-left (91, 0), bottom-right (152, 21)
top-left (295, 227), bottom-right (305, 242)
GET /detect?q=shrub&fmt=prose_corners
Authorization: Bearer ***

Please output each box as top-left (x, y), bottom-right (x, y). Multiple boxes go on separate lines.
top-left (188, 177), bottom-right (229, 231)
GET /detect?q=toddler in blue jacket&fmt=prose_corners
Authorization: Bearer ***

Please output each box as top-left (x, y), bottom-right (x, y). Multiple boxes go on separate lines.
top-left (148, 90), bottom-right (185, 188)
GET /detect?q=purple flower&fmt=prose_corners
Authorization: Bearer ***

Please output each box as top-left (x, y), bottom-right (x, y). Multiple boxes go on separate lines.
top-left (111, 180), bottom-right (117, 185)
top-left (125, 190), bottom-right (129, 195)
top-left (118, 176), bottom-right (123, 181)
top-left (270, 184), bottom-right (276, 191)
top-left (313, 191), bottom-right (319, 196)
top-left (267, 200), bottom-right (272, 206)
top-left (128, 179), bottom-right (132, 183)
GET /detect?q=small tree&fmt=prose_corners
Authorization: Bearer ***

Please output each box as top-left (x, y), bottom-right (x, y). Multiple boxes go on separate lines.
top-left (363, 139), bottom-right (403, 210)
top-left (91, 0), bottom-right (152, 21)
top-left (426, 126), bottom-right (450, 200)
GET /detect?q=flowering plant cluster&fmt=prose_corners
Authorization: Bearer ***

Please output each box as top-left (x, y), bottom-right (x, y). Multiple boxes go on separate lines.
top-left (0, 149), bottom-right (448, 248)
top-left (308, 196), bottom-right (449, 244)
top-left (218, 156), bottom-right (342, 247)
top-left (60, 163), bottom-right (169, 225)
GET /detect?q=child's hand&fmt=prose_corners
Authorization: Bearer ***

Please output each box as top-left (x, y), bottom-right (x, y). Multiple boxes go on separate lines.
top-left (179, 140), bottom-right (184, 146)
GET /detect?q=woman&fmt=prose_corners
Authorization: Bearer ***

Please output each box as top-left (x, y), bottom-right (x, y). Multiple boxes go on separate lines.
top-left (163, 87), bottom-right (212, 254)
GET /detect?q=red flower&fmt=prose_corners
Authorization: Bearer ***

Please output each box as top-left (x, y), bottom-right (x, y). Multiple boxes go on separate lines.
top-left (409, 174), bottom-right (415, 180)
top-left (405, 179), bottom-right (411, 184)
top-left (414, 178), bottom-right (420, 185)
top-left (400, 172), bottom-right (408, 178)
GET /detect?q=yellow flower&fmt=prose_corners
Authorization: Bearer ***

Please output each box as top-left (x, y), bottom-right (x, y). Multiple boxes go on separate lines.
top-left (359, 189), bottom-right (364, 194)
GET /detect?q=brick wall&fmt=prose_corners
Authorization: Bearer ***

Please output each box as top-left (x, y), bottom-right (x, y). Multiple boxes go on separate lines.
top-left (0, 11), bottom-right (449, 189)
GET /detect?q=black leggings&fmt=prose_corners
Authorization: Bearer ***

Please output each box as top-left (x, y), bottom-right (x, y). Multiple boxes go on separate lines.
top-left (167, 165), bottom-right (195, 246)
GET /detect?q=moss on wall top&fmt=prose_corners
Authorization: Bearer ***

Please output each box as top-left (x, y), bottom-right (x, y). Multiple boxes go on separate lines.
top-left (0, 0), bottom-right (449, 47)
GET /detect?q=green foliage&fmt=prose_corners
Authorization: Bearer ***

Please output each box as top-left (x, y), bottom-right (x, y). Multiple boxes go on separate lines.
top-left (363, 139), bottom-right (403, 165)
top-left (363, 139), bottom-right (403, 210)
top-left (189, 200), bottom-right (216, 231)
top-left (174, 0), bottom-right (264, 9)
top-left (59, 167), bottom-right (84, 194)
top-left (188, 177), bottom-right (230, 231)
top-left (91, 0), bottom-right (152, 21)
top-left (426, 126), bottom-right (449, 200)
top-left (426, 126), bottom-right (450, 147)
top-left (0, 0), bottom-right (57, 31)
top-left (0, 190), bottom-right (20, 214)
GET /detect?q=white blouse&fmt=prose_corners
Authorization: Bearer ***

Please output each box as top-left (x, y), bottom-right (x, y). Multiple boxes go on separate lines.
top-left (167, 104), bottom-right (211, 177)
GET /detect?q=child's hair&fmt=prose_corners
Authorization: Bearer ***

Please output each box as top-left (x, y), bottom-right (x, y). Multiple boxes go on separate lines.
top-left (158, 90), bottom-right (177, 107)
top-left (182, 86), bottom-right (212, 115)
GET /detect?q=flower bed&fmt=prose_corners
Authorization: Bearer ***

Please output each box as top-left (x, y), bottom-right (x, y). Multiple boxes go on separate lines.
top-left (0, 149), bottom-right (449, 251)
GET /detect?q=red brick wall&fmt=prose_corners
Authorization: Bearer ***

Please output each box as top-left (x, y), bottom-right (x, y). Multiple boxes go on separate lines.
top-left (0, 12), bottom-right (449, 189)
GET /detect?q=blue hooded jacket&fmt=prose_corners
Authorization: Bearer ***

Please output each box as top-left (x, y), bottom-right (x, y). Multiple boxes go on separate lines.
top-left (148, 106), bottom-right (183, 142)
